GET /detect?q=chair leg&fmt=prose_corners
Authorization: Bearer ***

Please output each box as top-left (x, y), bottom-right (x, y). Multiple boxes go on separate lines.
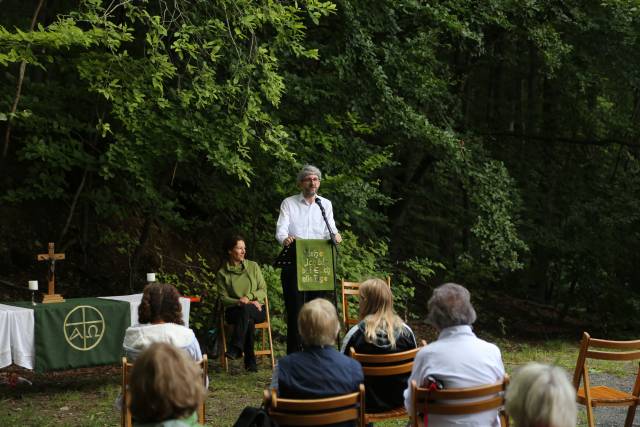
top-left (267, 323), bottom-right (275, 369)
top-left (219, 316), bottom-right (228, 372)
top-left (499, 409), bottom-right (509, 427)
top-left (585, 403), bottom-right (595, 427)
top-left (624, 404), bottom-right (637, 427)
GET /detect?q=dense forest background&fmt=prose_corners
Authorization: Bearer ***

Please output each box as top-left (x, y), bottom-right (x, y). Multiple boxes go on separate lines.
top-left (2, 0), bottom-right (640, 337)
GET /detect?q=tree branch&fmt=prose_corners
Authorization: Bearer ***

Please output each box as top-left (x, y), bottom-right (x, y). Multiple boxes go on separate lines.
top-left (2, 0), bottom-right (46, 159)
top-left (58, 168), bottom-right (89, 244)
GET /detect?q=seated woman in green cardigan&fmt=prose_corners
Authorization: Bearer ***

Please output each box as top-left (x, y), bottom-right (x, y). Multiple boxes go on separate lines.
top-left (216, 234), bottom-right (267, 372)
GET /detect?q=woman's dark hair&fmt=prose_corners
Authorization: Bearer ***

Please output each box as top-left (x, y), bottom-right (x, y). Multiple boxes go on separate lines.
top-left (222, 233), bottom-right (245, 255)
top-left (138, 282), bottom-right (183, 325)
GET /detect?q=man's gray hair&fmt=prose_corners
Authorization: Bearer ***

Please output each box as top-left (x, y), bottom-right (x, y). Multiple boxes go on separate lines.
top-left (505, 363), bottom-right (577, 427)
top-left (297, 164), bottom-right (322, 183)
top-left (426, 283), bottom-right (477, 329)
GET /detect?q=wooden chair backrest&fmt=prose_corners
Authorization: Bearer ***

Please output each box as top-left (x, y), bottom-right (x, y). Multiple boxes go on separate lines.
top-left (121, 354), bottom-right (208, 427)
top-left (264, 384), bottom-right (366, 426)
top-left (341, 277), bottom-right (391, 329)
top-left (349, 345), bottom-right (422, 376)
top-left (410, 375), bottom-right (509, 427)
top-left (572, 331), bottom-right (640, 389)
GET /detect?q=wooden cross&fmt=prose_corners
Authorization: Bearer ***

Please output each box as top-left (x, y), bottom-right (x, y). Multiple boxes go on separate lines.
top-left (36, 242), bottom-right (66, 303)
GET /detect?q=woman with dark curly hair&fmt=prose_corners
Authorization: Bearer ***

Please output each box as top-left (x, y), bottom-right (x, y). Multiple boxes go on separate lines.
top-left (123, 282), bottom-right (203, 362)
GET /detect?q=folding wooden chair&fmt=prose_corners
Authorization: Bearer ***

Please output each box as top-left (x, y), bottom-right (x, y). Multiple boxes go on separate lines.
top-left (349, 345), bottom-right (423, 423)
top-left (263, 384), bottom-right (366, 426)
top-left (219, 294), bottom-right (275, 371)
top-left (121, 354), bottom-right (208, 427)
top-left (341, 277), bottom-right (391, 330)
top-left (573, 331), bottom-right (640, 427)
top-left (409, 375), bottom-right (510, 427)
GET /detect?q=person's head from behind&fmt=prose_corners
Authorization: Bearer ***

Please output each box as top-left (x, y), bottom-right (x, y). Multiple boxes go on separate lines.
top-left (298, 298), bottom-right (340, 348)
top-left (359, 278), bottom-right (404, 348)
top-left (359, 278), bottom-right (393, 319)
top-left (426, 283), bottom-right (476, 331)
top-left (505, 362), bottom-right (577, 427)
top-left (129, 342), bottom-right (205, 423)
top-left (139, 282), bottom-right (183, 325)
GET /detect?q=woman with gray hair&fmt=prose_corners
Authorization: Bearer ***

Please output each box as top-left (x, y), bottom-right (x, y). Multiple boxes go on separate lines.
top-left (404, 283), bottom-right (505, 426)
top-left (506, 363), bottom-right (577, 427)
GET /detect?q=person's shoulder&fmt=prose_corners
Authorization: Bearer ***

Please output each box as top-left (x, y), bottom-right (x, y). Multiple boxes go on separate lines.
top-left (316, 195), bottom-right (333, 205)
top-left (342, 324), bottom-right (362, 351)
top-left (282, 194), bottom-right (301, 204)
top-left (164, 322), bottom-right (196, 338)
top-left (244, 260), bottom-right (260, 270)
top-left (329, 347), bottom-right (358, 365)
top-left (400, 322), bottom-right (416, 337)
top-left (472, 334), bottom-right (502, 355)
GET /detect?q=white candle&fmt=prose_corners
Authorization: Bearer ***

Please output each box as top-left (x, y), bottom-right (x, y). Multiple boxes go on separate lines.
top-left (146, 273), bottom-right (156, 282)
top-left (28, 280), bottom-right (38, 291)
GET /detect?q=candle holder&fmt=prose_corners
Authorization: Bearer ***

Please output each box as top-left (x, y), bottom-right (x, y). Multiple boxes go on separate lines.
top-left (28, 280), bottom-right (38, 306)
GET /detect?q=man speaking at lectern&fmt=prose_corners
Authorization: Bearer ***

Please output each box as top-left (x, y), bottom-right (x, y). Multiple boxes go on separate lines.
top-left (276, 165), bottom-right (342, 354)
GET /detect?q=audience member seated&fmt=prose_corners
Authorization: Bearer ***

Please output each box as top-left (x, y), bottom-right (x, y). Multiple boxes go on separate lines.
top-left (271, 298), bottom-right (364, 427)
top-left (123, 282), bottom-right (203, 362)
top-left (403, 282), bottom-right (505, 426)
top-left (216, 234), bottom-right (267, 372)
top-left (129, 342), bottom-right (206, 427)
top-left (505, 362), bottom-right (577, 427)
top-left (340, 278), bottom-right (417, 412)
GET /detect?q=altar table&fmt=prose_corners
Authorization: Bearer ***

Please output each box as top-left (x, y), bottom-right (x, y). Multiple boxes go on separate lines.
top-left (0, 294), bottom-right (190, 371)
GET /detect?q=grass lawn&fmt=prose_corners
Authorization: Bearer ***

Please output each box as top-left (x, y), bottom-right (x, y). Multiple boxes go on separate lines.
top-left (1, 337), bottom-right (636, 426)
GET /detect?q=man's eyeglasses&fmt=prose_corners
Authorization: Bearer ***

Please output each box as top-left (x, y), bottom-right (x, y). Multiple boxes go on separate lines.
top-left (302, 177), bottom-right (320, 183)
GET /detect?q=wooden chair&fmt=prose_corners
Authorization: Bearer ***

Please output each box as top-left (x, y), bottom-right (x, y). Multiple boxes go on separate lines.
top-left (572, 331), bottom-right (640, 427)
top-left (263, 384), bottom-right (366, 426)
top-left (219, 294), bottom-right (275, 371)
top-left (341, 277), bottom-right (391, 330)
top-left (121, 354), bottom-right (208, 427)
top-left (409, 375), bottom-right (510, 427)
top-left (349, 345), bottom-right (423, 423)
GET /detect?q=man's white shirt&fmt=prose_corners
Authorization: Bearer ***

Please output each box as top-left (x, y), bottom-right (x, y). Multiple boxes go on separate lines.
top-left (275, 193), bottom-right (338, 245)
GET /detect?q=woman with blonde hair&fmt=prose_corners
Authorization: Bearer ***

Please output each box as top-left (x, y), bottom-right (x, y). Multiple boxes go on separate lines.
top-left (129, 342), bottom-right (205, 426)
top-left (341, 278), bottom-right (417, 412)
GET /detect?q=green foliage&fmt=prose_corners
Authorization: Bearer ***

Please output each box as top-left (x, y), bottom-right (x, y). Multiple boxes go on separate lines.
top-left (260, 264), bottom-right (287, 335)
top-left (5, 0), bottom-right (640, 329)
top-left (159, 253), bottom-right (217, 332)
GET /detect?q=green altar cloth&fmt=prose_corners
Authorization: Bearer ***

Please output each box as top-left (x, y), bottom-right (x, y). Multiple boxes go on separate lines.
top-left (8, 298), bottom-right (130, 372)
top-left (296, 239), bottom-right (335, 291)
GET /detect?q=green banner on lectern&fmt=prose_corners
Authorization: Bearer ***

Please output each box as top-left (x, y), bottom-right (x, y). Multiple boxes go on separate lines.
top-left (296, 239), bottom-right (335, 291)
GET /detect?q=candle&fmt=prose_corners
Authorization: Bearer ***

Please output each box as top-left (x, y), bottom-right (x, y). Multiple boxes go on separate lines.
top-left (28, 280), bottom-right (38, 291)
top-left (146, 273), bottom-right (156, 282)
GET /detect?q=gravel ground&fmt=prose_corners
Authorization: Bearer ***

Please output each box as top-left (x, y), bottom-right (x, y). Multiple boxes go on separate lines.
top-left (580, 373), bottom-right (640, 426)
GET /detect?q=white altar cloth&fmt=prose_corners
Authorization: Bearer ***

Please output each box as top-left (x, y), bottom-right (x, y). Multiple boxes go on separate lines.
top-left (0, 294), bottom-right (190, 370)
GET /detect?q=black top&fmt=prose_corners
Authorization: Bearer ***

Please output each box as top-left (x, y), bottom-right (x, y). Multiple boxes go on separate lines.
top-left (342, 321), bottom-right (417, 412)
